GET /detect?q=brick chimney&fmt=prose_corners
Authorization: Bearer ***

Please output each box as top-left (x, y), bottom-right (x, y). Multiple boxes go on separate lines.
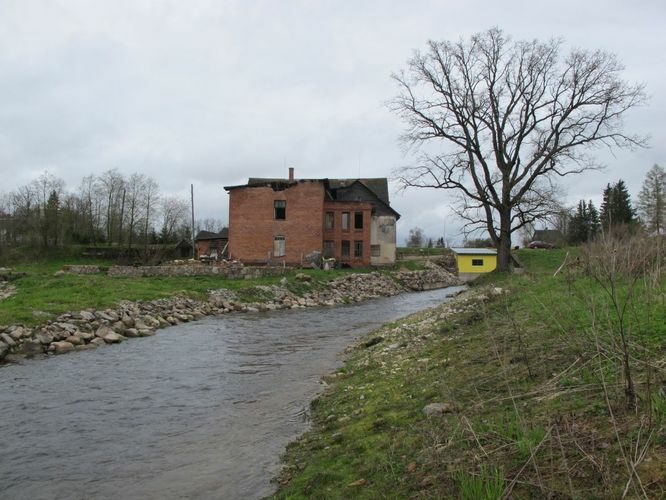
top-left (288, 167), bottom-right (294, 181)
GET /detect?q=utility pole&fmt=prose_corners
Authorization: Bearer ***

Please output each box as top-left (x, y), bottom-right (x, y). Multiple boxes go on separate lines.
top-left (190, 184), bottom-right (195, 259)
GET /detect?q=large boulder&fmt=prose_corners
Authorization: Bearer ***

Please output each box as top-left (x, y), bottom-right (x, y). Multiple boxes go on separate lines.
top-left (35, 331), bottom-right (54, 345)
top-left (102, 332), bottom-right (125, 344)
top-left (96, 311), bottom-right (117, 322)
top-left (65, 335), bottom-right (83, 346)
top-left (0, 333), bottom-right (16, 348)
top-left (422, 402), bottom-right (456, 417)
top-left (19, 340), bottom-right (44, 357)
top-left (53, 322), bottom-right (78, 334)
top-left (95, 326), bottom-right (116, 339)
top-left (123, 328), bottom-right (139, 338)
top-left (78, 331), bottom-right (94, 342)
top-left (8, 326), bottom-right (28, 340)
top-left (0, 341), bottom-right (9, 361)
top-left (50, 341), bottom-right (75, 355)
top-left (79, 310), bottom-right (96, 321)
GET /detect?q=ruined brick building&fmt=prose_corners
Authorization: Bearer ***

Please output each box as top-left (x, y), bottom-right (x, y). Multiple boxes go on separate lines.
top-left (224, 168), bottom-right (400, 267)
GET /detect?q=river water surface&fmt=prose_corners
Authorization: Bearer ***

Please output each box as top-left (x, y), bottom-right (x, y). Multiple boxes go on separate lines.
top-left (0, 286), bottom-right (464, 499)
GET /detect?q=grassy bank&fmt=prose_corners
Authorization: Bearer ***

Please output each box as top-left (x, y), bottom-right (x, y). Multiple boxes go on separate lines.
top-left (0, 257), bottom-right (365, 326)
top-left (273, 245), bottom-right (665, 498)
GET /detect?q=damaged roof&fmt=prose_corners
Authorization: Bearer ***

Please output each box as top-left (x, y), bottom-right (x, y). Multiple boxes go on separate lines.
top-left (195, 228), bottom-right (228, 240)
top-left (224, 177), bottom-right (397, 217)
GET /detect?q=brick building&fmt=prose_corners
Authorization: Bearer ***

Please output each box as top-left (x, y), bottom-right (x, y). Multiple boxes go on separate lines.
top-left (224, 169), bottom-right (400, 267)
top-left (194, 228), bottom-right (228, 259)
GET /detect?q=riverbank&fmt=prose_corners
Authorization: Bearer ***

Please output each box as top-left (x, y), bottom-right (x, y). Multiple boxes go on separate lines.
top-left (0, 262), bottom-right (461, 364)
top-left (271, 248), bottom-right (665, 498)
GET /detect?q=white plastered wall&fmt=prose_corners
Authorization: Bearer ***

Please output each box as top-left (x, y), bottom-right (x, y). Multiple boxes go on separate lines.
top-left (370, 215), bottom-right (397, 265)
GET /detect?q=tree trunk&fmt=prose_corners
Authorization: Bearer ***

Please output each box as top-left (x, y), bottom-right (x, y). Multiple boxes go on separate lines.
top-left (497, 210), bottom-right (512, 272)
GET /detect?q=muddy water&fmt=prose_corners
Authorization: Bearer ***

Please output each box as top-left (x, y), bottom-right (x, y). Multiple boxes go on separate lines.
top-left (0, 286), bottom-right (464, 499)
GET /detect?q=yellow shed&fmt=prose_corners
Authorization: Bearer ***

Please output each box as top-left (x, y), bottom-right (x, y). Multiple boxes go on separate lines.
top-left (452, 248), bottom-right (497, 273)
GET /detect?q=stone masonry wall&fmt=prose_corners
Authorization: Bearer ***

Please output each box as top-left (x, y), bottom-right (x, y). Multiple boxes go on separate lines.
top-left (107, 265), bottom-right (287, 279)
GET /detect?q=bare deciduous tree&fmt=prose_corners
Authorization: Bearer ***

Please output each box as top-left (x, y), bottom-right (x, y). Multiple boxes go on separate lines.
top-left (160, 196), bottom-right (190, 242)
top-left (391, 28), bottom-right (647, 271)
top-left (99, 169), bottom-right (126, 245)
top-left (196, 218), bottom-right (225, 233)
top-left (406, 226), bottom-right (424, 247)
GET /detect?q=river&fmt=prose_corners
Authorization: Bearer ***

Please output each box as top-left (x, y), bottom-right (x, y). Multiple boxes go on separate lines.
top-left (0, 286), bottom-right (465, 499)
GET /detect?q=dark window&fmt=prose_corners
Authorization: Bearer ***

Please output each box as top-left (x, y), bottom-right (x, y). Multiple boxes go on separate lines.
top-left (274, 200), bottom-right (286, 220)
top-left (325, 212), bottom-right (334, 230)
top-left (472, 258), bottom-right (483, 266)
top-left (354, 211), bottom-right (363, 229)
top-left (341, 212), bottom-right (350, 231)
top-left (341, 240), bottom-right (350, 258)
top-left (371, 244), bottom-right (380, 257)
top-left (323, 240), bottom-right (335, 257)
top-left (273, 235), bottom-right (285, 256)
top-left (354, 240), bottom-right (363, 258)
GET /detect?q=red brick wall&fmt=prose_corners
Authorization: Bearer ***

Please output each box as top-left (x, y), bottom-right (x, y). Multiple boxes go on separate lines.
top-left (322, 201), bottom-right (372, 266)
top-left (228, 181), bottom-right (326, 265)
top-left (195, 239), bottom-right (227, 258)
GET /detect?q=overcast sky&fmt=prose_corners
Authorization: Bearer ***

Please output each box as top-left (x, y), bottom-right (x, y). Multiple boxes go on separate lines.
top-left (1, 0), bottom-right (664, 244)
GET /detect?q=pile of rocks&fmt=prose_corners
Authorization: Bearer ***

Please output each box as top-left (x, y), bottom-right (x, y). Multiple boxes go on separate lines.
top-left (0, 282), bottom-right (16, 302)
top-left (0, 266), bottom-right (464, 364)
top-left (0, 268), bottom-right (18, 303)
top-left (396, 261), bottom-right (461, 291)
top-left (58, 265), bottom-right (103, 275)
top-left (0, 267), bottom-right (26, 281)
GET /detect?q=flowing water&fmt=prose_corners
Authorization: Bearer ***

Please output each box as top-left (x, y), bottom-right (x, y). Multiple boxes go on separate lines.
top-left (0, 286), bottom-right (465, 499)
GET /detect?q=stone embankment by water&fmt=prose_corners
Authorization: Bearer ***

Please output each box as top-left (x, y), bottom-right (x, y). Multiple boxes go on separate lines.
top-left (0, 265), bottom-right (462, 364)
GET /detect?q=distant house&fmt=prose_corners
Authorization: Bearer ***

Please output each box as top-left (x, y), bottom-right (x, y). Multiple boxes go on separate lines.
top-left (531, 229), bottom-right (565, 246)
top-left (451, 248), bottom-right (497, 274)
top-left (223, 168), bottom-right (400, 267)
top-left (195, 228), bottom-right (229, 260)
top-left (175, 239), bottom-right (193, 259)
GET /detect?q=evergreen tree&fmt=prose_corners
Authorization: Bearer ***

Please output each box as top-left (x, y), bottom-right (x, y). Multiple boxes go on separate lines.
top-left (44, 190), bottom-right (60, 247)
top-left (600, 180), bottom-right (637, 231)
top-left (568, 200), bottom-right (600, 245)
top-left (637, 164), bottom-right (666, 235)
top-left (587, 200), bottom-right (600, 240)
top-left (568, 201), bottom-right (587, 245)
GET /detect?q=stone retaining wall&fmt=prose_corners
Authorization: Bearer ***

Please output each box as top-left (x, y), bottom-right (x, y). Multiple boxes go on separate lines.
top-left (107, 265), bottom-right (288, 279)
top-left (62, 265), bottom-right (103, 275)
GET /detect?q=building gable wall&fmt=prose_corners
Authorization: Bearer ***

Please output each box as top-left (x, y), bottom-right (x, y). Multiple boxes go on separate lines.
top-left (228, 181), bottom-right (325, 264)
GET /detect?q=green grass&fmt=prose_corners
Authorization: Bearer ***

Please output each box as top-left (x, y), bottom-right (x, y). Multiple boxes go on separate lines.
top-left (273, 245), bottom-right (666, 498)
top-left (0, 256), bottom-right (360, 326)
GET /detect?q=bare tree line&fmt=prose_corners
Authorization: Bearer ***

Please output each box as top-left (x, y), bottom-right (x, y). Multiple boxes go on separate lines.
top-left (0, 169), bottom-right (206, 249)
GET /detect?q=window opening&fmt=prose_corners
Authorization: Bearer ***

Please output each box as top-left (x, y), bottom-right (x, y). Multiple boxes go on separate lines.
top-left (354, 240), bottom-right (363, 258)
top-left (341, 212), bottom-right (350, 231)
top-left (341, 240), bottom-right (350, 258)
top-left (274, 200), bottom-right (286, 220)
top-left (354, 212), bottom-right (363, 229)
top-left (325, 212), bottom-right (334, 229)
